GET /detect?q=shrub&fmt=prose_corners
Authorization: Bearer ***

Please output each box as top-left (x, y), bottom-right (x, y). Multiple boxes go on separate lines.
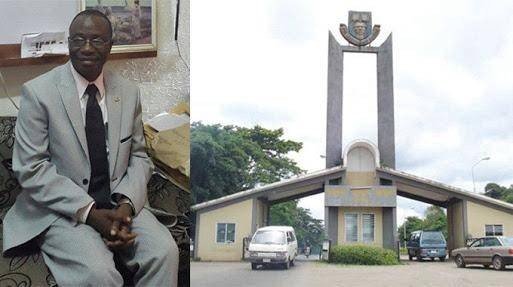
top-left (329, 245), bottom-right (399, 265)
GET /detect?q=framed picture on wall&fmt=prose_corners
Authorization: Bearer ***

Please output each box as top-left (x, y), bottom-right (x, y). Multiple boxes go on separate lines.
top-left (80, 0), bottom-right (157, 53)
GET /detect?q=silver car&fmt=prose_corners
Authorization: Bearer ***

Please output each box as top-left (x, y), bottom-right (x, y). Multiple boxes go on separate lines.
top-left (451, 236), bottom-right (513, 270)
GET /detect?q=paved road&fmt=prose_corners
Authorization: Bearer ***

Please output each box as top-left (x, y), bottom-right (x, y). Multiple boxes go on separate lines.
top-left (191, 258), bottom-right (513, 287)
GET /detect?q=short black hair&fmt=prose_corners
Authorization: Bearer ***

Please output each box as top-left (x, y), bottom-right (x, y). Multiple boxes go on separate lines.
top-left (69, 9), bottom-right (113, 39)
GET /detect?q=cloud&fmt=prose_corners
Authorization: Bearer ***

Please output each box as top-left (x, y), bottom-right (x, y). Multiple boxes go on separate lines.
top-left (220, 102), bottom-right (292, 126)
top-left (265, 0), bottom-right (321, 44)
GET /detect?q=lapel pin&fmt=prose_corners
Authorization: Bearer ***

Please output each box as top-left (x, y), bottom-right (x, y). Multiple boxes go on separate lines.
top-left (114, 97), bottom-right (121, 103)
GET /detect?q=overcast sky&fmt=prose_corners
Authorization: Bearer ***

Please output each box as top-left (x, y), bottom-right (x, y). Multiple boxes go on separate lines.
top-left (191, 0), bottom-right (513, 224)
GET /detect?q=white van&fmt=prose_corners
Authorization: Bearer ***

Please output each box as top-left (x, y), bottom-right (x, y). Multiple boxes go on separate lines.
top-left (247, 226), bottom-right (298, 270)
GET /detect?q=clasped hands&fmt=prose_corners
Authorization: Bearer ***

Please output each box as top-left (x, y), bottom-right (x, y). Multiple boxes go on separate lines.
top-left (86, 204), bottom-right (137, 250)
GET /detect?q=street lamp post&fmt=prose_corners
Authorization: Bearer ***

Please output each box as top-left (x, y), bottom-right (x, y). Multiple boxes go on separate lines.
top-left (472, 157), bottom-right (490, 193)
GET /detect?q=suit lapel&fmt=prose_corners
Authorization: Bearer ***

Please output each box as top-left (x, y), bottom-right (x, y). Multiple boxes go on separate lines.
top-left (105, 71), bottom-right (122, 176)
top-left (56, 63), bottom-right (89, 160)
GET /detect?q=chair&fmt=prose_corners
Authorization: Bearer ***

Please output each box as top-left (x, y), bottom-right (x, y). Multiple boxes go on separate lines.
top-left (0, 116), bottom-right (191, 287)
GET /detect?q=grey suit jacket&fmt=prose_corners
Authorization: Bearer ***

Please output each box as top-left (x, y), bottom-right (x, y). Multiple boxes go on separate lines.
top-left (3, 63), bottom-right (153, 255)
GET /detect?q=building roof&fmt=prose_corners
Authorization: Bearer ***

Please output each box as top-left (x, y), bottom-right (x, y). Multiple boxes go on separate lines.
top-left (378, 167), bottom-right (513, 212)
top-left (191, 165), bottom-right (345, 211)
top-left (192, 165), bottom-right (513, 214)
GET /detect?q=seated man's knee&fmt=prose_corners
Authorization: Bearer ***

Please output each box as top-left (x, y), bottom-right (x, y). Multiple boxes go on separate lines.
top-left (132, 233), bottom-right (179, 285)
top-left (148, 233), bottom-right (179, 264)
top-left (84, 261), bottom-right (122, 285)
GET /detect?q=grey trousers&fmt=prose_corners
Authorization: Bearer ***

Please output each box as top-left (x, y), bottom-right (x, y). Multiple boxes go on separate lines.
top-left (38, 208), bottom-right (179, 287)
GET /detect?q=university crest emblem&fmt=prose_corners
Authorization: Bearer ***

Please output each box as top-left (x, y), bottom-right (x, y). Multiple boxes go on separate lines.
top-left (339, 11), bottom-right (380, 46)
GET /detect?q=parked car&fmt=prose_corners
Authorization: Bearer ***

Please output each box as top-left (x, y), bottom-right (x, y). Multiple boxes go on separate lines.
top-left (451, 236), bottom-right (513, 270)
top-left (407, 230), bottom-right (447, 261)
top-left (247, 226), bottom-right (298, 270)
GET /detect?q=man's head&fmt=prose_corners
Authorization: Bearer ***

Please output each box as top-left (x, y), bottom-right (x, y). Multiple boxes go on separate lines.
top-left (69, 10), bottom-right (113, 82)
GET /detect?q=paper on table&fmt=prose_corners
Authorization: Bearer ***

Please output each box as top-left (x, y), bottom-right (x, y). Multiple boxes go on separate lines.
top-left (21, 32), bottom-right (68, 58)
top-left (146, 112), bottom-right (189, 132)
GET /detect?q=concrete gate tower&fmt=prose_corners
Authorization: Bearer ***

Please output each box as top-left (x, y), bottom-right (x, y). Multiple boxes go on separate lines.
top-left (326, 10), bottom-right (394, 169)
top-left (324, 11), bottom-right (398, 249)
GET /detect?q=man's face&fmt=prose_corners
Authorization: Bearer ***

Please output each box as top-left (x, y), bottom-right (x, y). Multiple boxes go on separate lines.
top-left (69, 15), bottom-right (112, 82)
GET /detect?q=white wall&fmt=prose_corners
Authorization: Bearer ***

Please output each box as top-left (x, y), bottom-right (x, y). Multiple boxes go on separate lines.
top-left (0, 0), bottom-right (77, 45)
top-left (0, 0), bottom-right (189, 120)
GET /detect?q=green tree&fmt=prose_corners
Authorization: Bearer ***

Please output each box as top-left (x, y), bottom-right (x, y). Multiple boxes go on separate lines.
top-left (191, 122), bottom-right (303, 204)
top-left (423, 206), bottom-right (448, 238)
top-left (398, 205), bottom-right (448, 242)
top-left (269, 201), bottom-right (297, 227)
top-left (484, 183), bottom-right (513, 204)
top-left (398, 216), bottom-right (423, 242)
top-left (191, 123), bottom-right (324, 245)
top-left (484, 183), bottom-right (505, 199)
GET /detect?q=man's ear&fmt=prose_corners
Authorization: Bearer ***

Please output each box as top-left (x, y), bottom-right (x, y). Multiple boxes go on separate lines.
top-left (107, 42), bottom-right (113, 55)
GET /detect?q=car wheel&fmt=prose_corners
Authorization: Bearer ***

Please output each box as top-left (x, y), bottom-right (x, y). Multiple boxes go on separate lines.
top-left (455, 254), bottom-right (466, 268)
top-left (492, 256), bottom-right (505, 271)
top-left (439, 256), bottom-right (446, 262)
top-left (251, 263), bottom-right (258, 270)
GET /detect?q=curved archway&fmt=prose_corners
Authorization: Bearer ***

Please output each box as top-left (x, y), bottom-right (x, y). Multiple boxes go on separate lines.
top-left (343, 139), bottom-right (380, 170)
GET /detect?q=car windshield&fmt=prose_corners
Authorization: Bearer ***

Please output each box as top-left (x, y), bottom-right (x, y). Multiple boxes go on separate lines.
top-left (421, 232), bottom-right (445, 244)
top-left (252, 231), bottom-right (286, 245)
top-left (501, 237), bottom-right (513, 246)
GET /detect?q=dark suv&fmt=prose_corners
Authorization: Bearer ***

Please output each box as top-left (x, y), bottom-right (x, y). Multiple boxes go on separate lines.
top-left (407, 230), bottom-right (447, 261)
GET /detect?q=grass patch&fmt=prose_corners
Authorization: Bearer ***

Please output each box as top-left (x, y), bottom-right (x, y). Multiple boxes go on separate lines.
top-left (329, 245), bottom-right (400, 265)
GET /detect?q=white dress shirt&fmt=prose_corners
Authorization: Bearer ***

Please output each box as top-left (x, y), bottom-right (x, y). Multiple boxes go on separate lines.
top-left (70, 64), bottom-right (108, 125)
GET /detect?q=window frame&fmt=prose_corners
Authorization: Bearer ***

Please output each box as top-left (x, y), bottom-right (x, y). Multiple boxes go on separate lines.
top-left (484, 224), bottom-right (504, 236)
top-left (361, 213), bottom-right (376, 243)
top-left (215, 222), bottom-right (237, 244)
top-left (344, 213), bottom-right (359, 242)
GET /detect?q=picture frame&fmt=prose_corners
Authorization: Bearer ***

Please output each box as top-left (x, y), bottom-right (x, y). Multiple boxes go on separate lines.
top-left (80, 0), bottom-right (157, 53)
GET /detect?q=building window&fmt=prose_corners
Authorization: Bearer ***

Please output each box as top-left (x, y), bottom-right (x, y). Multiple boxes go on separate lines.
top-left (362, 214), bottom-right (375, 242)
top-left (345, 213), bottom-right (358, 242)
top-left (485, 224), bottom-right (503, 236)
top-left (216, 223), bottom-right (236, 243)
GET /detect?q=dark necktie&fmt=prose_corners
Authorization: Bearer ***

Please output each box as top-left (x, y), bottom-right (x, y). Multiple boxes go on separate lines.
top-left (85, 84), bottom-right (111, 208)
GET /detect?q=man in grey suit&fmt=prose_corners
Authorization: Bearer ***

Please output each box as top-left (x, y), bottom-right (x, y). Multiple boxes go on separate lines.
top-left (2, 10), bottom-right (178, 286)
